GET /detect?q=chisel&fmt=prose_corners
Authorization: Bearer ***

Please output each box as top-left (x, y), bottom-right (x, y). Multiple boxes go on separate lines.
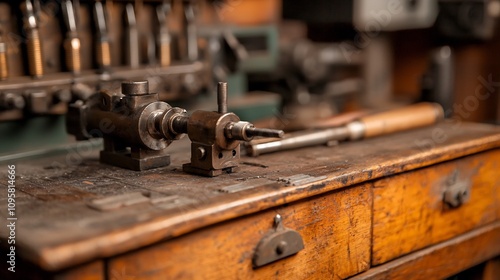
top-left (246, 102), bottom-right (444, 156)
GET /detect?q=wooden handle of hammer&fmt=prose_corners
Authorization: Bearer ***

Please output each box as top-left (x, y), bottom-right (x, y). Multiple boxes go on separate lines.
top-left (358, 102), bottom-right (444, 139)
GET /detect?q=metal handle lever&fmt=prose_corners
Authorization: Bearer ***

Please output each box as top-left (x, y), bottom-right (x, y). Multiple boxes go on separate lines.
top-left (253, 214), bottom-right (305, 268)
top-left (217, 82), bottom-right (228, 114)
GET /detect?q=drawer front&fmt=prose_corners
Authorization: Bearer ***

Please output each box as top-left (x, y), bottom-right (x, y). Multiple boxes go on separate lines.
top-left (372, 149), bottom-right (500, 265)
top-left (108, 184), bottom-right (372, 280)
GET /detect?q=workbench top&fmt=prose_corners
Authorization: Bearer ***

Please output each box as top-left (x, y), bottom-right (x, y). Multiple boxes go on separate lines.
top-left (2, 122), bottom-right (500, 271)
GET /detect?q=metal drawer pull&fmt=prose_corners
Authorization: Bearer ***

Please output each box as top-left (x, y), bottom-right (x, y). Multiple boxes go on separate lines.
top-left (443, 170), bottom-right (471, 208)
top-left (253, 214), bottom-right (304, 268)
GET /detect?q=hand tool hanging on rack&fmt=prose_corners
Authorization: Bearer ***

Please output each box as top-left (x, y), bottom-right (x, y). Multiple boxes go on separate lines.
top-left (156, 0), bottom-right (172, 67)
top-left (62, 0), bottom-right (82, 74)
top-left (0, 34), bottom-right (8, 81)
top-left (20, 0), bottom-right (44, 79)
top-left (245, 103), bottom-right (445, 156)
top-left (93, 1), bottom-right (111, 71)
top-left (183, 0), bottom-right (199, 61)
top-left (124, 3), bottom-right (140, 68)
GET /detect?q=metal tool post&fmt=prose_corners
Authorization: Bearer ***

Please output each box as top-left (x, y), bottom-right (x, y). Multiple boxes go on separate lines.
top-left (246, 103), bottom-right (445, 156)
top-left (182, 82), bottom-right (284, 176)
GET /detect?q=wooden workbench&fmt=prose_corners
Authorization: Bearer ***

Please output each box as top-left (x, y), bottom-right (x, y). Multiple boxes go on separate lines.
top-left (1, 122), bottom-right (500, 279)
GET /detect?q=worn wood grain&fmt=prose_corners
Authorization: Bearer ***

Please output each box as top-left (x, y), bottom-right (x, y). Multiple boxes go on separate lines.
top-left (372, 149), bottom-right (500, 265)
top-left (109, 184), bottom-right (372, 280)
top-left (351, 221), bottom-right (500, 280)
top-left (0, 122), bottom-right (499, 270)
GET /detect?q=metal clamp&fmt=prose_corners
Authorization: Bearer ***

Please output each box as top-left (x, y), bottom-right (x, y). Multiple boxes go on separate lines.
top-left (253, 214), bottom-right (304, 268)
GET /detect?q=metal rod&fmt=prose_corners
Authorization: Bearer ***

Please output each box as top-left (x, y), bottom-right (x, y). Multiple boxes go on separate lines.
top-left (217, 82), bottom-right (228, 114)
top-left (0, 61), bottom-right (204, 91)
top-left (171, 116), bottom-right (189, 134)
top-left (245, 127), bottom-right (284, 139)
top-left (246, 127), bottom-right (350, 156)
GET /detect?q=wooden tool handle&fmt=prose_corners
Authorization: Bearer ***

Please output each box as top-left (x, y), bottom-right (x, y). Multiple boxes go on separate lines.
top-left (360, 102), bottom-right (444, 138)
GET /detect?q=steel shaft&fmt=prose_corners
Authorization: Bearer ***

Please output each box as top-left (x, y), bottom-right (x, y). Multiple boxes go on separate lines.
top-left (246, 127), bottom-right (284, 139)
top-left (246, 127), bottom-right (350, 156)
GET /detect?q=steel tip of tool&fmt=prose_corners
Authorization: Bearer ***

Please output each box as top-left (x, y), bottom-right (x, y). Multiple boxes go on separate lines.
top-left (245, 127), bottom-right (284, 139)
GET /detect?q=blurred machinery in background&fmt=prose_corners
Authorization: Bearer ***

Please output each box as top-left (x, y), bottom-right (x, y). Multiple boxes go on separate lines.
top-left (0, 0), bottom-right (281, 153)
top-left (0, 0), bottom-right (499, 156)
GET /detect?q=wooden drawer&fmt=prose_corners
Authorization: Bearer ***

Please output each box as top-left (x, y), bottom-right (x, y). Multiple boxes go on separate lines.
top-left (372, 149), bottom-right (500, 265)
top-left (108, 184), bottom-right (372, 280)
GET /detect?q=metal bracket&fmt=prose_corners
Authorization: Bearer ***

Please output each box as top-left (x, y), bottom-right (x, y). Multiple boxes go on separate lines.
top-left (443, 170), bottom-right (471, 208)
top-left (253, 214), bottom-right (304, 268)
